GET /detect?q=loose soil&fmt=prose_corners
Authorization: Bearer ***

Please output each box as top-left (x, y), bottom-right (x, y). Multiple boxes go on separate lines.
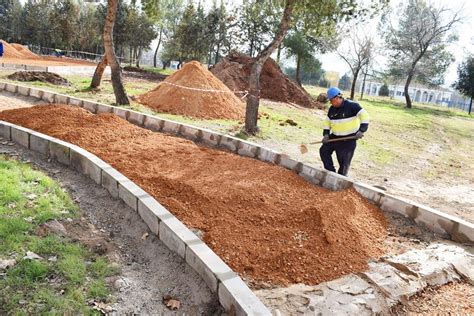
top-left (122, 66), bottom-right (168, 82)
top-left (0, 137), bottom-right (222, 314)
top-left (0, 104), bottom-right (388, 286)
top-left (10, 43), bottom-right (39, 58)
top-left (389, 282), bottom-right (474, 315)
top-left (210, 52), bottom-right (321, 109)
top-left (7, 71), bottom-right (71, 86)
top-left (138, 61), bottom-right (245, 120)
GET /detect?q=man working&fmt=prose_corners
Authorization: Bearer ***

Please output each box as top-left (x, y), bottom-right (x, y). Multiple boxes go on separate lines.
top-left (319, 87), bottom-right (369, 176)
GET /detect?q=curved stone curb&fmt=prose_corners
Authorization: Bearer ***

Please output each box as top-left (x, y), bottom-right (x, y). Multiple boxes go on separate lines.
top-left (0, 63), bottom-right (111, 76)
top-left (1, 81), bottom-right (472, 245)
top-left (0, 120), bottom-right (270, 316)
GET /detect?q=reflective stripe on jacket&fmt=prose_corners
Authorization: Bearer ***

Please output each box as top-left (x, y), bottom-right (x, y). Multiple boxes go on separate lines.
top-left (323, 99), bottom-right (369, 137)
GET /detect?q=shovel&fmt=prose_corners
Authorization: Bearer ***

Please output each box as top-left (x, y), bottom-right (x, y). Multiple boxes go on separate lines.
top-left (300, 136), bottom-right (358, 154)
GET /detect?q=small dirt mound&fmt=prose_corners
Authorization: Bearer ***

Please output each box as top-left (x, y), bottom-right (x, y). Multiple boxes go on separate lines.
top-left (122, 66), bottom-right (168, 82)
top-left (210, 52), bottom-right (321, 109)
top-left (7, 71), bottom-right (71, 86)
top-left (10, 43), bottom-right (39, 58)
top-left (1, 40), bottom-right (26, 58)
top-left (138, 61), bottom-right (245, 120)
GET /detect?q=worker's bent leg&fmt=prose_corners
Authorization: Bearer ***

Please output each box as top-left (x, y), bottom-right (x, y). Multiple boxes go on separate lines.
top-left (335, 140), bottom-right (357, 176)
top-left (319, 143), bottom-right (336, 173)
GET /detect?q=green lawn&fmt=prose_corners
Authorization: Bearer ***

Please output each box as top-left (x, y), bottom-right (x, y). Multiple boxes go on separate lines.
top-left (0, 156), bottom-right (119, 314)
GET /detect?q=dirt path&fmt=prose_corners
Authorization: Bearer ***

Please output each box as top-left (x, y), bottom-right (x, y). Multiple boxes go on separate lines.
top-left (0, 135), bottom-right (222, 314)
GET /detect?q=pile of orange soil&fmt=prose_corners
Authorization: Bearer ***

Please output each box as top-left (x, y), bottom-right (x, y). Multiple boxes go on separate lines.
top-left (0, 105), bottom-right (388, 286)
top-left (11, 43), bottom-right (39, 58)
top-left (1, 40), bottom-right (26, 58)
top-left (138, 61), bottom-right (245, 120)
top-left (211, 52), bottom-right (321, 109)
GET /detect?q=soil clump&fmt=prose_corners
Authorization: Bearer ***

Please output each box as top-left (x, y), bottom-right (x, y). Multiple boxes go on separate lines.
top-left (210, 52), bottom-right (321, 109)
top-left (7, 71), bottom-right (71, 86)
top-left (122, 66), bottom-right (168, 82)
top-left (138, 61), bottom-right (245, 120)
top-left (0, 104), bottom-right (388, 286)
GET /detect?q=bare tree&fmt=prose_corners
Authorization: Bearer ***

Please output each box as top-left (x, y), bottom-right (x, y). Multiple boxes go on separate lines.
top-left (336, 29), bottom-right (375, 100)
top-left (382, 0), bottom-right (462, 108)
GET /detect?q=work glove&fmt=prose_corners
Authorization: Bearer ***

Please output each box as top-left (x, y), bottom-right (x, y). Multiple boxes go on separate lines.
top-left (322, 135), bottom-right (329, 144)
top-left (355, 131), bottom-right (364, 139)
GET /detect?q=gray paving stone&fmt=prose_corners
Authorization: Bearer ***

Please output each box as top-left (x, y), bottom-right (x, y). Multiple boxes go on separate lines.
top-left (218, 276), bottom-right (271, 316)
top-left (179, 124), bottom-right (202, 141)
top-left (0, 122), bottom-right (12, 140)
top-left (96, 103), bottom-right (112, 114)
top-left (159, 216), bottom-right (200, 258)
top-left (30, 132), bottom-right (53, 155)
top-left (0, 82), bottom-right (7, 90)
top-left (257, 147), bottom-right (279, 163)
top-left (237, 141), bottom-right (258, 158)
top-left (82, 101), bottom-right (98, 113)
top-left (41, 91), bottom-right (55, 103)
top-left (201, 129), bottom-right (221, 147)
top-left (278, 155), bottom-right (301, 172)
top-left (17, 85), bottom-right (30, 96)
top-left (68, 98), bottom-right (83, 107)
top-left (11, 127), bottom-right (29, 148)
top-left (49, 140), bottom-right (71, 165)
top-left (118, 179), bottom-right (148, 211)
top-left (101, 166), bottom-right (129, 199)
top-left (299, 164), bottom-right (323, 185)
top-left (186, 241), bottom-right (234, 292)
top-left (6, 83), bottom-right (18, 93)
top-left (143, 115), bottom-right (163, 132)
top-left (219, 136), bottom-right (240, 152)
top-left (70, 147), bottom-right (102, 185)
top-left (112, 107), bottom-right (129, 120)
top-left (353, 182), bottom-right (384, 206)
top-left (127, 110), bottom-right (145, 126)
top-left (137, 195), bottom-right (171, 235)
top-left (321, 172), bottom-right (353, 191)
top-left (29, 88), bottom-right (43, 99)
top-left (162, 120), bottom-right (180, 134)
top-left (55, 94), bottom-right (69, 104)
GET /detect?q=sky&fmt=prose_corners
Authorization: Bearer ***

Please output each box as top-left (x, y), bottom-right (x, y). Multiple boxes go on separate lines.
top-left (319, 0), bottom-right (474, 88)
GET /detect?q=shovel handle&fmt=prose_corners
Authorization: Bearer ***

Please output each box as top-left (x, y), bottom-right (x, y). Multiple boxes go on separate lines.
top-left (309, 135), bottom-right (358, 145)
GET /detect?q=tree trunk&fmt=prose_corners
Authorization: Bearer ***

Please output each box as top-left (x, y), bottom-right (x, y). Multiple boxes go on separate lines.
top-left (153, 26), bottom-right (163, 68)
top-left (469, 96), bottom-right (472, 115)
top-left (350, 68), bottom-right (360, 100)
top-left (245, 0), bottom-right (295, 135)
top-left (404, 69), bottom-right (415, 109)
top-left (276, 43), bottom-right (281, 64)
top-left (104, 0), bottom-right (129, 105)
top-left (136, 47), bottom-right (142, 68)
top-left (360, 66), bottom-right (368, 99)
top-left (90, 54), bottom-right (108, 89)
top-left (295, 53), bottom-right (302, 86)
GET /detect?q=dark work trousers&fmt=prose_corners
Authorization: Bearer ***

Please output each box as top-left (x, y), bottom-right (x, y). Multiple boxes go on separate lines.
top-left (319, 139), bottom-right (357, 176)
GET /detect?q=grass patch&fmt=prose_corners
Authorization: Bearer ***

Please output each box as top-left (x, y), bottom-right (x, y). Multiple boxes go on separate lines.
top-left (0, 156), bottom-right (119, 314)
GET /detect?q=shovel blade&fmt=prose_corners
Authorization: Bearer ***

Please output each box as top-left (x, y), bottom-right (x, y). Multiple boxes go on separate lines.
top-left (300, 144), bottom-right (308, 154)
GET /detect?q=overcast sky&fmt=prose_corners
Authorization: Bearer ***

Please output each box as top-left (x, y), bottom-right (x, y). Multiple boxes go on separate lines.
top-left (318, 0), bottom-right (474, 87)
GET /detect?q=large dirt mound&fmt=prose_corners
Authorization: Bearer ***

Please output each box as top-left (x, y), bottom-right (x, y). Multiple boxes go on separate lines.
top-left (1, 40), bottom-right (26, 58)
top-left (210, 52), bottom-right (320, 108)
top-left (7, 71), bottom-right (71, 86)
top-left (0, 104), bottom-right (388, 286)
top-left (138, 61), bottom-right (245, 120)
top-left (10, 43), bottom-right (39, 58)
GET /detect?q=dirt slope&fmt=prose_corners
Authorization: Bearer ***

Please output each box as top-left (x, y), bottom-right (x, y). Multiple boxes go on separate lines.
top-left (210, 52), bottom-right (320, 108)
top-left (138, 61), bottom-right (245, 120)
top-left (0, 104), bottom-right (388, 286)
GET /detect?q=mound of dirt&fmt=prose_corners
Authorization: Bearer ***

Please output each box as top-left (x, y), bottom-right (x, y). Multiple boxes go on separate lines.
top-left (10, 43), bottom-right (38, 58)
top-left (137, 61), bottom-right (245, 120)
top-left (0, 104), bottom-right (388, 286)
top-left (7, 71), bottom-right (71, 86)
top-left (210, 52), bottom-right (320, 108)
top-left (1, 40), bottom-right (26, 58)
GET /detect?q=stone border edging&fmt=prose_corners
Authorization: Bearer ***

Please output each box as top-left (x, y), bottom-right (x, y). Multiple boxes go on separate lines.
top-left (1, 82), bottom-right (472, 245)
top-left (0, 120), bottom-right (270, 316)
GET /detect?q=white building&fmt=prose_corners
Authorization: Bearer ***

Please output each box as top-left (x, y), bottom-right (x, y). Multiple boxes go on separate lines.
top-left (359, 81), bottom-right (452, 106)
